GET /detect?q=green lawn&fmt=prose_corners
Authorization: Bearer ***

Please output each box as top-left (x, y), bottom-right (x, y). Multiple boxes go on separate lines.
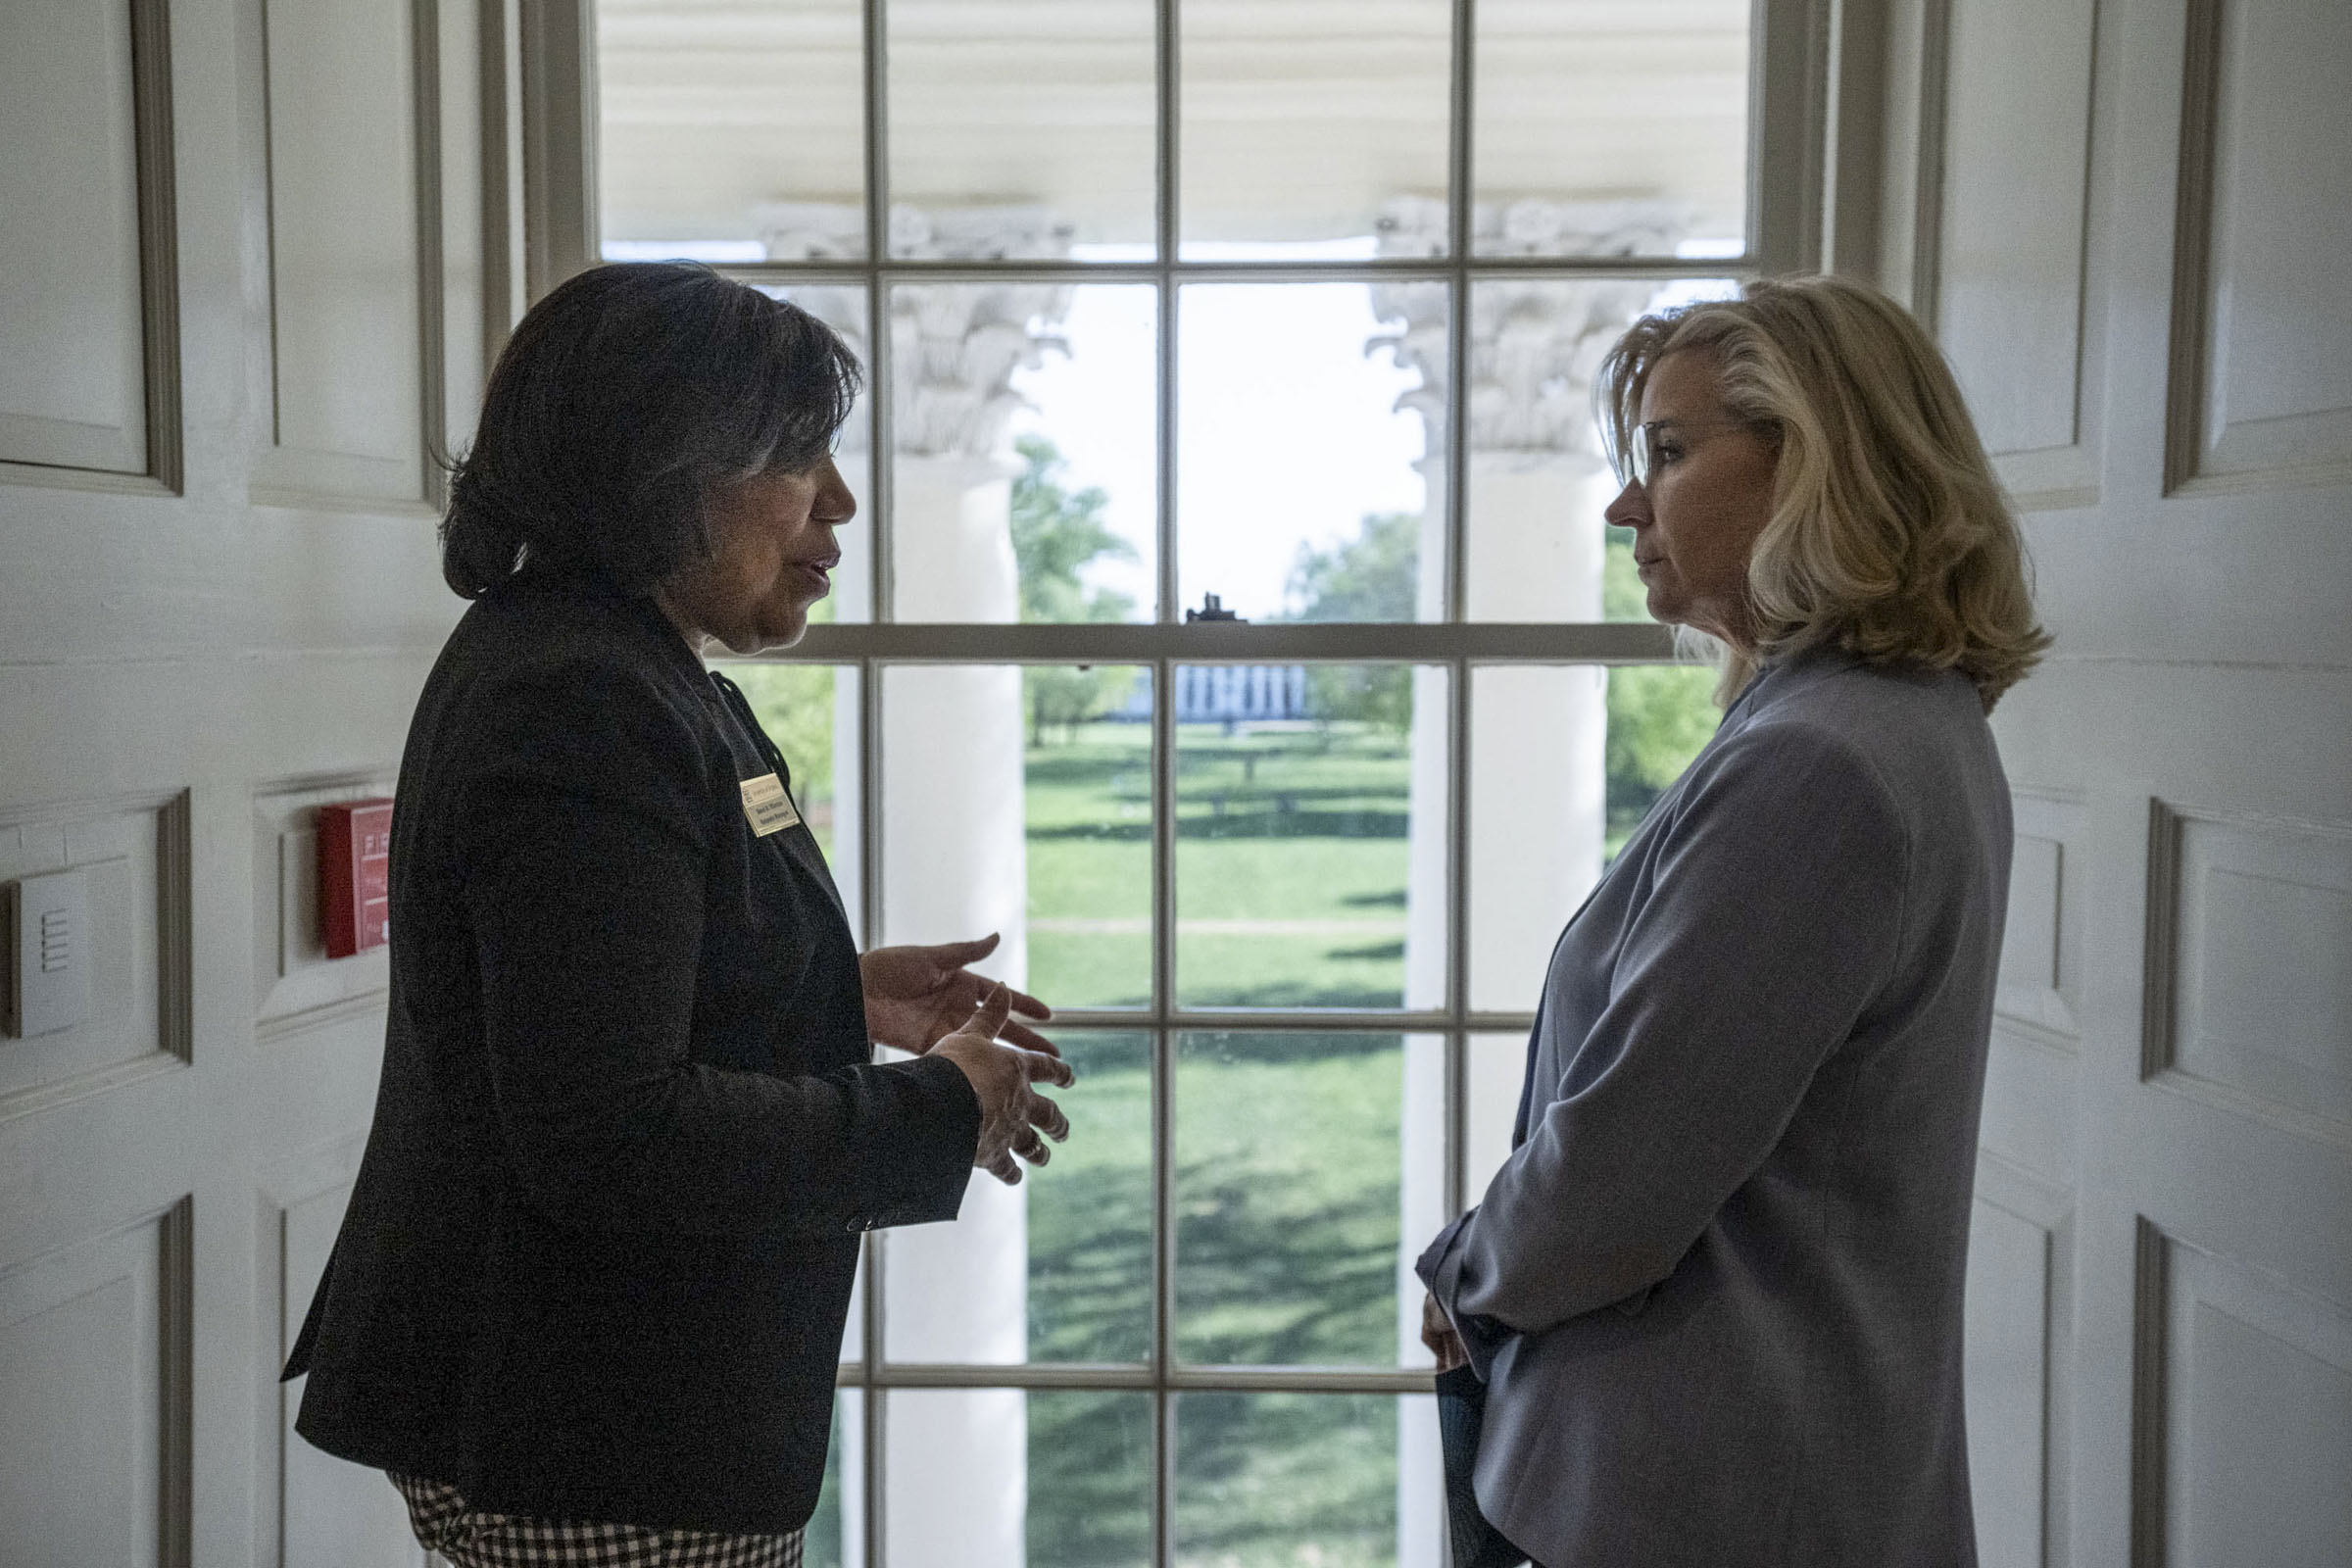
top-left (1024, 725), bottom-right (1153, 1008)
top-left (804, 1029), bottom-right (1412, 1568)
top-left (772, 678), bottom-right (1721, 1568)
top-left (1022, 719), bottom-right (1421, 1011)
top-left (1020, 1032), bottom-right (1411, 1567)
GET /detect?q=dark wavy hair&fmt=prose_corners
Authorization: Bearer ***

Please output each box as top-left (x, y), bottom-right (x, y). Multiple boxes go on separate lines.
top-left (441, 263), bottom-right (862, 598)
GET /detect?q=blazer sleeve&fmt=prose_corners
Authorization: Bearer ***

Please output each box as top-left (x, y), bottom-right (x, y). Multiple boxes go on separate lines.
top-left (1419, 719), bottom-right (1908, 1371)
top-left (454, 656), bottom-right (980, 1241)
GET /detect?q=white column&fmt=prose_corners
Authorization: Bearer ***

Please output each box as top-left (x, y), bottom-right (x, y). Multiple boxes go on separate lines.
top-left (843, 211), bottom-right (1074, 1568)
top-left (838, 1393), bottom-right (867, 1568)
top-left (1376, 198), bottom-right (1683, 1568)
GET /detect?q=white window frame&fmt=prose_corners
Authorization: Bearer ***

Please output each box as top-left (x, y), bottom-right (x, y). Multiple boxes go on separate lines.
top-left (529, 3), bottom-right (1837, 1559)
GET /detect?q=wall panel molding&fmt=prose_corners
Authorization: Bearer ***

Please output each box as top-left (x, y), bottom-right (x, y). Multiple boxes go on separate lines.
top-left (0, 0), bottom-right (182, 491)
top-left (2164, 0), bottom-right (2352, 496)
top-left (129, 0), bottom-right (182, 494)
top-left (2143, 800), bottom-right (2352, 1152)
top-left (2132, 1218), bottom-right (2352, 1566)
top-left (252, 0), bottom-right (448, 512)
top-left (1967, 1155), bottom-right (2075, 1568)
top-left (1982, 1024), bottom-right (2079, 1187)
top-left (2000, 790), bottom-right (2085, 1047)
top-left (257, 1140), bottom-right (423, 1568)
top-left (0, 1198), bottom-right (192, 1568)
top-left (1919, 0), bottom-right (2104, 511)
top-left (0, 790), bottom-right (192, 1123)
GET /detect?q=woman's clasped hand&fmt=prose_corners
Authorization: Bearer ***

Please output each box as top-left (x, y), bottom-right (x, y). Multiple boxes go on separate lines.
top-left (857, 932), bottom-right (1071, 1183)
top-left (925, 982), bottom-right (1074, 1185)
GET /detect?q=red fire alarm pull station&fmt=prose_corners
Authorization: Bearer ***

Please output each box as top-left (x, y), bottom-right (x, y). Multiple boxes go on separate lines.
top-left (319, 799), bottom-right (394, 958)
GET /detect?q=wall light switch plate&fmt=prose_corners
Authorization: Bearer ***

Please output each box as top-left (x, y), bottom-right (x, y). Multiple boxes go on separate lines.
top-left (8, 868), bottom-right (94, 1038)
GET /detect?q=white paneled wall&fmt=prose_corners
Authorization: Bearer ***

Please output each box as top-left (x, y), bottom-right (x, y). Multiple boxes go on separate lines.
top-left (2, 1), bottom-right (2348, 1563)
top-left (0, 0), bottom-right (167, 478)
top-left (1934, 0), bottom-right (2103, 505)
top-left (1910, 0), bottom-right (2352, 1562)
top-left (0, 1), bottom-right (495, 1564)
top-left (2170, 0), bottom-right (2352, 491)
top-left (255, 0), bottom-right (432, 504)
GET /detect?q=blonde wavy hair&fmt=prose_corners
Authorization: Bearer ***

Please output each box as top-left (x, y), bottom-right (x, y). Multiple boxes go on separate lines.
top-left (1597, 274), bottom-right (2050, 711)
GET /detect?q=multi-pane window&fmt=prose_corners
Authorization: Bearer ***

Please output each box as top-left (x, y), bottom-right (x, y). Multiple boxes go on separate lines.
top-left (597, 3), bottom-right (1796, 1562)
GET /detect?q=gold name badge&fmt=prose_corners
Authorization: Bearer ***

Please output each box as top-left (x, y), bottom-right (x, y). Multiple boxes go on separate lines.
top-left (738, 773), bottom-right (802, 837)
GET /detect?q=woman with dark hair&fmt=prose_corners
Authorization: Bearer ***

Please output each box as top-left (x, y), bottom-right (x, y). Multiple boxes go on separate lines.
top-left (283, 263), bottom-right (1070, 1567)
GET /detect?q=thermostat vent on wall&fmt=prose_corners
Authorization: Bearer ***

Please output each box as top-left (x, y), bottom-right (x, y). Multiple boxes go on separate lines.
top-left (318, 799), bottom-right (395, 958)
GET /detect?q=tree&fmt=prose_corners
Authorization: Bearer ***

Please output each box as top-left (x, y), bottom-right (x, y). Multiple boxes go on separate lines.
top-left (1009, 434), bottom-right (1139, 744)
top-left (1285, 510), bottom-right (1420, 623)
top-left (1599, 524), bottom-right (1721, 837)
top-left (1284, 512), bottom-right (1420, 732)
top-left (1606, 663), bottom-right (1719, 828)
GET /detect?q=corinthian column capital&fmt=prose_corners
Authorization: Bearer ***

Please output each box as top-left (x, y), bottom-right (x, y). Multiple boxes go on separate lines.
top-left (747, 203), bottom-right (1079, 463)
top-left (1372, 196), bottom-right (1689, 465)
top-left (889, 207), bottom-right (1076, 461)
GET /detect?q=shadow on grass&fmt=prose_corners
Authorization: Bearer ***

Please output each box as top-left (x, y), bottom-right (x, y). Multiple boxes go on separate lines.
top-left (1177, 808), bottom-right (1410, 841)
top-left (1175, 981), bottom-right (1404, 1009)
top-left (1027, 1144), bottom-right (1401, 1566)
top-left (1026, 806), bottom-right (1411, 842)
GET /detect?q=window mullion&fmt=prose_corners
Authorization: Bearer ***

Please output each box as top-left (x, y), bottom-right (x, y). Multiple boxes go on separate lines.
top-left (1751, 0), bottom-right (1831, 271)
top-left (1150, 657), bottom-right (1178, 1563)
top-left (859, 3), bottom-right (890, 1559)
top-left (1446, 656), bottom-right (1474, 1219)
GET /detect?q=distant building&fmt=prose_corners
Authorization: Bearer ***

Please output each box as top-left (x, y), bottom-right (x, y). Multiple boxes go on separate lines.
top-left (1110, 664), bottom-right (1311, 723)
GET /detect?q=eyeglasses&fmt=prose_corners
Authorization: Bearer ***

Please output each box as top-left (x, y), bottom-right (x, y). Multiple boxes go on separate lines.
top-left (1614, 416), bottom-right (1776, 490)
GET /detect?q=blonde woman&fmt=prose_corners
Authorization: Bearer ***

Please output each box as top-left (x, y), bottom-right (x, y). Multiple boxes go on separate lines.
top-left (1417, 274), bottom-right (2049, 1568)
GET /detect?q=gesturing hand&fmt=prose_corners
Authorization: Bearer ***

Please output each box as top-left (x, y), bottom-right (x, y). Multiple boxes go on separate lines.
top-left (927, 985), bottom-right (1075, 1186)
top-left (859, 933), bottom-right (1056, 1058)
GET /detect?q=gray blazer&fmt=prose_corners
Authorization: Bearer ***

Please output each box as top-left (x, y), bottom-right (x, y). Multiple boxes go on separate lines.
top-left (1419, 646), bottom-right (2011, 1568)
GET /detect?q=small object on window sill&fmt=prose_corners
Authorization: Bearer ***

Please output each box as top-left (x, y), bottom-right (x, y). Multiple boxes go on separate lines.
top-left (1185, 593), bottom-right (1244, 623)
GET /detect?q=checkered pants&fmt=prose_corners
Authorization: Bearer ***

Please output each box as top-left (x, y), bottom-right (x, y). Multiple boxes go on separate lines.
top-left (389, 1472), bottom-right (804, 1568)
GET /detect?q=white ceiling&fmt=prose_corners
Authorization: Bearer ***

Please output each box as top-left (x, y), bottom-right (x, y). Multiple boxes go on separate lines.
top-left (596, 0), bottom-right (1750, 250)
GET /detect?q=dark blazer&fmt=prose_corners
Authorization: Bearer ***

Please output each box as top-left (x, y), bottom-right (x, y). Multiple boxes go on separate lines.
top-left (1420, 647), bottom-right (2012, 1567)
top-left (284, 572), bottom-right (980, 1536)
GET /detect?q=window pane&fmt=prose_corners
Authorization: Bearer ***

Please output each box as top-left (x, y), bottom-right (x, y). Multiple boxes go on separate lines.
top-left (597, 0), bottom-right (866, 259)
top-left (721, 662), bottom-right (863, 938)
top-left (1174, 1392), bottom-right (1443, 1567)
top-left (882, 663), bottom-right (1153, 1021)
top-left (1462, 277), bottom-right (1740, 622)
top-left (840, 1247), bottom-right (862, 1363)
top-left (1462, 1031), bottom-right (1527, 1207)
top-left (881, 665), bottom-right (1152, 1012)
top-left (1473, 2), bottom-right (1751, 260)
top-left (1467, 663), bottom-right (1721, 1012)
top-left (1174, 1032), bottom-right (1442, 1368)
top-left (1024, 680), bottom-right (1154, 1010)
top-left (747, 285), bottom-right (874, 623)
top-left (1179, 2), bottom-right (1453, 259)
top-left (1026, 1033), bottom-right (1152, 1362)
top-left (805, 1393), bottom-right (862, 1568)
top-left (1606, 662), bottom-right (1722, 853)
top-left (891, 283), bottom-right (1156, 623)
top-left (887, 2), bottom-right (1156, 259)
top-left (1175, 666), bottom-right (1444, 1010)
top-left (885, 1390), bottom-right (1152, 1568)
top-left (883, 1028), bottom-right (1152, 1366)
top-left (1178, 284), bottom-right (1443, 625)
